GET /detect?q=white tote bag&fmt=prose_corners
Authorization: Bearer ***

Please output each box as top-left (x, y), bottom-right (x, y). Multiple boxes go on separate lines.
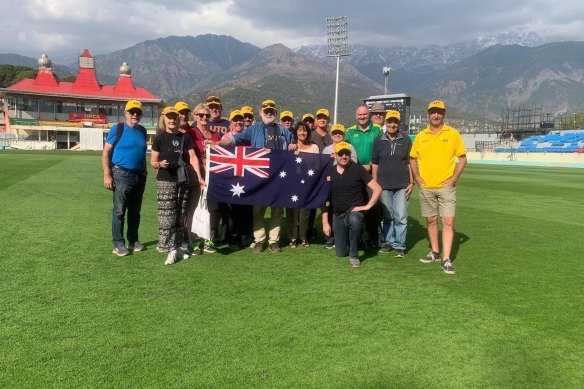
top-left (191, 190), bottom-right (211, 241)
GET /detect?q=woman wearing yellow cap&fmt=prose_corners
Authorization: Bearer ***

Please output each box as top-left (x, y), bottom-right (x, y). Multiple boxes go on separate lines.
top-left (151, 107), bottom-right (205, 265)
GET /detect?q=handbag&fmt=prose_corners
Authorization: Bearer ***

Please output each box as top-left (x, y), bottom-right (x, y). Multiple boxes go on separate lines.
top-left (191, 189), bottom-right (211, 240)
top-left (176, 134), bottom-right (190, 186)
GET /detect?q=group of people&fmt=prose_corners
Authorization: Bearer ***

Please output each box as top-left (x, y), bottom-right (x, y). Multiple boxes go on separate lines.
top-left (102, 96), bottom-right (467, 274)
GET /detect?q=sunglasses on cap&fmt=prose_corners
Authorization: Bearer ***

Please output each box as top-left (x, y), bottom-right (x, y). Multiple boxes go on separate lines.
top-left (196, 113), bottom-right (211, 119)
top-left (261, 102), bottom-right (276, 109)
top-left (206, 96), bottom-right (221, 104)
top-left (128, 109), bottom-right (143, 116)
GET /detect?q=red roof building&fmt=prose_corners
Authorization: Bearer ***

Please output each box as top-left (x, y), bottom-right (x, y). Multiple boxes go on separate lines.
top-left (0, 50), bottom-right (163, 149)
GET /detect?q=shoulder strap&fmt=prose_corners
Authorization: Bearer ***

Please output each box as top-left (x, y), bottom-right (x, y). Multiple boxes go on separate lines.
top-left (112, 122), bottom-right (125, 150)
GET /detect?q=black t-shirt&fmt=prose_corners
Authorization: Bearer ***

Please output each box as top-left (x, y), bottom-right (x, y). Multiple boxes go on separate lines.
top-left (330, 162), bottom-right (372, 214)
top-left (152, 131), bottom-right (195, 182)
top-left (371, 133), bottom-right (412, 190)
top-left (265, 123), bottom-right (284, 150)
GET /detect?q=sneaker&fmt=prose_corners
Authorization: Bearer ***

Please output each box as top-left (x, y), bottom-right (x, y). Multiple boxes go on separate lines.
top-left (268, 243), bottom-right (282, 253)
top-left (191, 246), bottom-right (202, 256)
top-left (394, 249), bottom-right (405, 258)
top-left (349, 257), bottom-right (361, 268)
top-left (323, 236), bottom-right (335, 249)
top-left (252, 242), bottom-right (265, 253)
top-left (420, 251), bottom-right (440, 263)
top-left (441, 260), bottom-right (456, 274)
top-left (128, 241), bottom-right (145, 252)
top-left (112, 245), bottom-right (130, 257)
top-left (164, 250), bottom-right (178, 265)
top-left (180, 242), bottom-right (190, 251)
top-left (203, 241), bottom-right (217, 253)
top-left (379, 245), bottom-right (392, 254)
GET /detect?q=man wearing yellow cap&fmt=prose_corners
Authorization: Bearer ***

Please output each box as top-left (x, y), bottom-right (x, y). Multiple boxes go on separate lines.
top-left (213, 99), bottom-right (296, 253)
top-left (205, 96), bottom-right (230, 135)
top-left (410, 100), bottom-right (467, 274)
top-left (371, 110), bottom-right (413, 258)
top-left (102, 99), bottom-right (148, 257)
top-left (279, 110), bottom-right (294, 132)
top-left (322, 142), bottom-right (381, 268)
top-left (311, 108), bottom-right (333, 152)
top-left (241, 106), bottom-right (255, 128)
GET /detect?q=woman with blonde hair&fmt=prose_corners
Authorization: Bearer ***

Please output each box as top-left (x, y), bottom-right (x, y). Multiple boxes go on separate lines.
top-left (151, 107), bottom-right (205, 265)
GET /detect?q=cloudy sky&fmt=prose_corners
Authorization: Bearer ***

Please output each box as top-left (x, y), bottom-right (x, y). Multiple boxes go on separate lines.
top-left (2, 0), bottom-right (584, 63)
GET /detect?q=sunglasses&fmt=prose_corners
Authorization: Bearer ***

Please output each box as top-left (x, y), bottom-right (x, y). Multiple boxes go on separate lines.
top-left (232, 117), bottom-right (244, 122)
top-left (281, 118), bottom-right (292, 122)
top-left (261, 102), bottom-right (276, 109)
top-left (243, 114), bottom-right (254, 119)
top-left (386, 119), bottom-right (400, 124)
top-left (337, 150), bottom-right (351, 157)
top-left (263, 109), bottom-right (276, 115)
top-left (196, 113), bottom-right (211, 119)
top-left (128, 109), bottom-right (143, 116)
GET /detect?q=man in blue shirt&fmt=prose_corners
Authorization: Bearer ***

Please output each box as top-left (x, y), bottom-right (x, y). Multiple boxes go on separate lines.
top-left (213, 99), bottom-right (295, 253)
top-left (101, 99), bottom-right (148, 256)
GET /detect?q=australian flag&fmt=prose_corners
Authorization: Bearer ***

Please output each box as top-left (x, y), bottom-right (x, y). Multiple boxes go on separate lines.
top-left (207, 146), bottom-right (333, 208)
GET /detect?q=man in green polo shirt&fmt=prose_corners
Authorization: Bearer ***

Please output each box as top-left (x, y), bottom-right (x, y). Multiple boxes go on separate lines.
top-left (345, 104), bottom-right (383, 248)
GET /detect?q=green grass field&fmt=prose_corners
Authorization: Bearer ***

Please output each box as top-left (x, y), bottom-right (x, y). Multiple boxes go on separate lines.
top-left (1, 150), bottom-right (583, 388)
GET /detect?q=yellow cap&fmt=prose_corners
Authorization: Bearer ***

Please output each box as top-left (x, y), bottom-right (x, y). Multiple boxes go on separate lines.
top-left (125, 100), bottom-right (142, 111)
top-left (334, 141), bottom-right (351, 154)
top-left (331, 123), bottom-right (346, 133)
top-left (316, 108), bottom-right (330, 118)
top-left (280, 111), bottom-right (293, 120)
top-left (428, 100), bottom-right (446, 111)
top-left (261, 99), bottom-right (276, 110)
top-left (174, 101), bottom-right (190, 112)
top-left (229, 109), bottom-right (244, 121)
top-left (385, 110), bottom-right (401, 121)
top-left (302, 113), bottom-right (315, 121)
top-left (205, 96), bottom-right (221, 106)
top-left (161, 106), bottom-right (179, 116)
top-left (241, 106), bottom-right (254, 115)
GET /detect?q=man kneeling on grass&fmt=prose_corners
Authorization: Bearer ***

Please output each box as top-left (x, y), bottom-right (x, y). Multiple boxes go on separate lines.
top-left (322, 142), bottom-right (381, 268)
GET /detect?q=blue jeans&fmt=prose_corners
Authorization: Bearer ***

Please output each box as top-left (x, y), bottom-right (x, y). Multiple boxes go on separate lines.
top-left (333, 209), bottom-right (365, 259)
top-left (112, 165), bottom-right (146, 247)
top-left (379, 189), bottom-right (408, 250)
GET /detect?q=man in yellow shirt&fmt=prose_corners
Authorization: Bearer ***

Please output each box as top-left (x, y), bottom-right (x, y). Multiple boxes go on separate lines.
top-left (410, 100), bottom-right (467, 274)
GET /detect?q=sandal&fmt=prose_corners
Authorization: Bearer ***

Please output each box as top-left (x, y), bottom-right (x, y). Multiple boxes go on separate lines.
top-left (289, 240), bottom-right (297, 249)
top-left (301, 240), bottom-right (310, 248)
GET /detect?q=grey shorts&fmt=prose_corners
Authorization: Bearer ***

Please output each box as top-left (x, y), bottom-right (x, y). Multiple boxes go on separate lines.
top-left (418, 187), bottom-right (456, 217)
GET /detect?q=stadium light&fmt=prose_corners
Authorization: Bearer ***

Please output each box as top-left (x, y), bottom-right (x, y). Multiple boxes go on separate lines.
top-left (326, 16), bottom-right (350, 124)
top-left (383, 66), bottom-right (391, 95)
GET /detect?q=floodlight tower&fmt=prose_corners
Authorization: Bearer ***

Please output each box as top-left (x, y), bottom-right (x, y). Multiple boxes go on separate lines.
top-left (326, 16), bottom-right (350, 124)
top-left (383, 66), bottom-right (391, 95)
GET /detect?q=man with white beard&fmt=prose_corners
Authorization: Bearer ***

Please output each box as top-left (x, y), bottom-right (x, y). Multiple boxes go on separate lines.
top-left (211, 99), bottom-right (296, 253)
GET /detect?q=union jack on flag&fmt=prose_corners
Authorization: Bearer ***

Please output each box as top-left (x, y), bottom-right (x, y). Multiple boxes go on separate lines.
top-left (206, 146), bottom-right (333, 208)
top-left (209, 145), bottom-right (270, 178)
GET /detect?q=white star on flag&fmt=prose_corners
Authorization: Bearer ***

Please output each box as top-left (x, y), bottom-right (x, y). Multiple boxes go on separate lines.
top-left (295, 157), bottom-right (303, 164)
top-left (291, 195), bottom-right (299, 202)
top-left (230, 182), bottom-right (246, 197)
top-left (307, 169), bottom-right (315, 176)
top-left (279, 171), bottom-right (287, 178)
top-left (301, 180), bottom-right (305, 184)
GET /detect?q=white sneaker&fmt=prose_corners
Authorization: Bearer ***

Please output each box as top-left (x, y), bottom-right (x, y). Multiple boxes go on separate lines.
top-left (165, 250), bottom-right (177, 265)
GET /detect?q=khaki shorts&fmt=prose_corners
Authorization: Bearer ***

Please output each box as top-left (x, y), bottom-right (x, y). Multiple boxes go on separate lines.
top-left (418, 187), bottom-right (456, 217)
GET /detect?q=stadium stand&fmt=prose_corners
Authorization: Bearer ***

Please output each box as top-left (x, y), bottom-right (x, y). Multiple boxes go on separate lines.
top-left (495, 130), bottom-right (584, 153)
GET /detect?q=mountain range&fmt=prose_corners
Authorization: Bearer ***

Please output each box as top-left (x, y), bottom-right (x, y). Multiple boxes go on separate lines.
top-left (2, 32), bottom-right (583, 122)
